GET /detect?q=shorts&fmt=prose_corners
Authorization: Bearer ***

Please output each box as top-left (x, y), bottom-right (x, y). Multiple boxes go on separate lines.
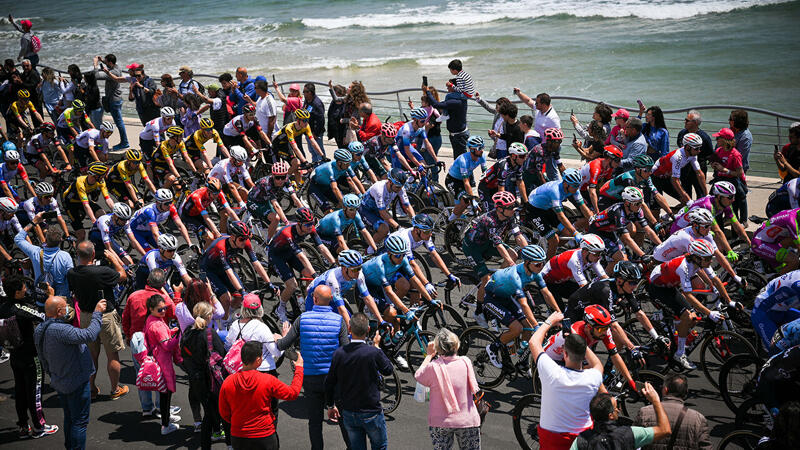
top-left (203, 268), bottom-right (242, 298)
top-left (751, 237), bottom-right (782, 268)
top-left (359, 205), bottom-right (386, 232)
top-left (751, 307), bottom-right (800, 354)
top-left (365, 155), bottom-right (388, 177)
top-left (15, 209), bottom-right (33, 227)
top-left (64, 200), bottom-right (101, 228)
top-left (318, 233), bottom-right (343, 254)
top-left (647, 284), bottom-right (692, 316)
top-left (596, 195), bottom-right (618, 212)
top-left (477, 185), bottom-right (496, 211)
top-left (56, 126), bottom-right (74, 147)
top-left (483, 291), bottom-right (525, 326)
top-left (185, 145), bottom-right (205, 163)
top-left (106, 179), bottom-right (134, 202)
top-left (222, 134), bottom-right (244, 150)
top-left (308, 182), bottom-right (337, 212)
top-left (268, 248), bottom-right (305, 281)
top-left (180, 213), bottom-right (207, 236)
top-left (247, 200), bottom-right (275, 221)
top-left (132, 228), bottom-right (158, 252)
top-left (445, 174), bottom-right (473, 202)
top-left (80, 309), bottom-right (125, 354)
top-left (152, 160), bottom-right (171, 181)
top-left (462, 242), bottom-right (500, 278)
top-left (653, 176), bottom-right (680, 200)
top-left (73, 144), bottom-right (92, 169)
top-left (546, 280), bottom-right (579, 311)
top-left (366, 283), bottom-right (393, 313)
top-left (88, 229), bottom-right (127, 259)
top-left (524, 204), bottom-right (561, 239)
top-left (139, 138), bottom-right (156, 164)
top-left (522, 171), bottom-right (545, 193)
top-left (766, 189), bottom-right (790, 218)
top-left (23, 152), bottom-right (43, 166)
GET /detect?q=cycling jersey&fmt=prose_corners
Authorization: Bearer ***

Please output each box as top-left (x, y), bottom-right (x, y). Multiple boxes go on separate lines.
top-left (248, 175), bottom-right (295, 205)
top-left (480, 157), bottom-right (522, 192)
top-left (142, 248), bottom-right (188, 277)
top-left (184, 128), bottom-right (223, 153)
top-left (74, 128), bottom-right (109, 153)
top-left (652, 147), bottom-right (700, 178)
top-left (462, 209), bottom-right (521, 248)
top-left (22, 196), bottom-right (60, 221)
top-left (566, 278), bottom-right (635, 322)
top-left (671, 195), bottom-right (737, 232)
top-left (139, 117), bottom-right (170, 142)
top-left (648, 255), bottom-right (714, 292)
top-left (8, 100), bottom-right (36, 118)
top-left (364, 135), bottom-right (396, 161)
top-left (588, 202), bottom-right (647, 234)
top-left (56, 107), bottom-right (89, 130)
top-left (268, 223), bottom-right (323, 255)
top-left (361, 180), bottom-right (410, 211)
top-left (599, 170), bottom-right (658, 202)
top-left (180, 187), bottom-right (229, 217)
top-left (753, 208), bottom-right (800, 245)
top-left (151, 139), bottom-right (186, 165)
top-left (756, 344), bottom-right (800, 411)
top-left (24, 133), bottom-right (55, 158)
top-left (542, 249), bottom-right (606, 286)
top-left (63, 175), bottom-right (110, 204)
top-left (544, 320), bottom-right (616, 361)
top-left (107, 160), bottom-right (149, 185)
top-left (0, 215), bottom-right (23, 235)
top-left (754, 271), bottom-right (800, 312)
top-left (653, 227), bottom-right (717, 262)
top-left (305, 267), bottom-right (370, 311)
top-left (272, 121), bottom-right (312, 143)
top-left (317, 209), bottom-right (365, 238)
top-left (0, 162), bottom-right (29, 185)
top-left (385, 227), bottom-right (436, 260)
top-left (311, 161), bottom-right (355, 186)
top-left (578, 158), bottom-right (613, 190)
top-left (223, 114), bottom-right (262, 137)
top-left (486, 263), bottom-right (547, 300)
top-left (129, 202), bottom-right (180, 232)
top-left (362, 252), bottom-right (414, 289)
top-left (201, 235), bottom-right (258, 274)
top-left (209, 158), bottom-right (251, 185)
top-left (521, 144), bottom-right (547, 180)
top-left (349, 157), bottom-right (370, 175)
top-left (90, 213), bottom-right (132, 243)
top-left (528, 179), bottom-right (585, 212)
top-left (395, 121), bottom-right (427, 151)
top-left (447, 152), bottom-right (486, 179)
top-left (768, 179), bottom-right (800, 218)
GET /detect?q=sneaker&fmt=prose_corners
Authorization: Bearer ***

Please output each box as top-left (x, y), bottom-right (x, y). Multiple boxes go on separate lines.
top-left (31, 424), bottom-right (58, 439)
top-left (161, 423), bottom-right (179, 435)
top-left (112, 143), bottom-right (130, 151)
top-left (0, 349), bottom-right (9, 364)
top-left (212, 431), bottom-right (226, 442)
top-left (148, 407), bottom-right (182, 419)
top-left (170, 406), bottom-right (181, 415)
top-left (18, 425), bottom-right (30, 439)
top-left (276, 302), bottom-right (288, 323)
top-left (193, 422), bottom-right (202, 433)
top-left (485, 343), bottom-right (503, 369)
top-left (394, 355), bottom-right (409, 371)
top-left (673, 353), bottom-right (696, 370)
top-left (472, 309), bottom-right (488, 328)
top-left (109, 385), bottom-right (129, 400)
top-left (167, 414), bottom-right (182, 424)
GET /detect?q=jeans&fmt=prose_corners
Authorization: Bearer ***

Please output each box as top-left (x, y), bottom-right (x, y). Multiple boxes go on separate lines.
top-left (307, 135), bottom-right (326, 162)
top-left (58, 381), bottom-right (91, 450)
top-left (88, 107), bottom-right (104, 131)
top-left (342, 409), bottom-right (388, 450)
top-left (28, 53), bottom-right (39, 69)
top-left (131, 347), bottom-right (158, 412)
top-left (303, 374), bottom-right (350, 450)
top-left (109, 99), bottom-right (129, 147)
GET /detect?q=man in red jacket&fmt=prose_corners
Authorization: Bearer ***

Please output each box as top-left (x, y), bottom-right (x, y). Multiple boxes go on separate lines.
top-left (352, 103), bottom-right (382, 142)
top-left (220, 341), bottom-right (304, 449)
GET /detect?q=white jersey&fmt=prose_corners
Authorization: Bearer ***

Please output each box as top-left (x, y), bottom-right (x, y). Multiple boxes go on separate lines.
top-left (653, 227), bottom-right (717, 263)
top-left (542, 249), bottom-right (606, 286)
top-left (74, 129), bottom-right (109, 154)
top-left (362, 180), bottom-right (410, 211)
top-left (223, 114), bottom-right (259, 137)
top-left (22, 196), bottom-right (60, 221)
top-left (209, 158), bottom-right (251, 185)
top-left (139, 117), bottom-right (170, 142)
top-left (652, 146), bottom-right (701, 178)
top-left (143, 248), bottom-right (188, 277)
top-left (387, 227), bottom-right (435, 260)
top-left (93, 213), bottom-right (132, 243)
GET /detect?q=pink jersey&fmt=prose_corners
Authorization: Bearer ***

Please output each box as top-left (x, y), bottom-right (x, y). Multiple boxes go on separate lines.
top-left (754, 208), bottom-right (800, 245)
top-left (671, 195), bottom-right (736, 233)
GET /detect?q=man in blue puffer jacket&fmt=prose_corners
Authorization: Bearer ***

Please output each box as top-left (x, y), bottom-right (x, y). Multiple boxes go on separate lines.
top-left (277, 285), bottom-right (350, 450)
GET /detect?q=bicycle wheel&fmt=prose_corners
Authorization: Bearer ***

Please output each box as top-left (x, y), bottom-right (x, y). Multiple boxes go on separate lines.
top-left (735, 397), bottom-right (773, 433)
top-left (699, 330), bottom-right (758, 389)
top-left (512, 393), bottom-right (541, 450)
top-left (391, 191), bottom-right (423, 224)
top-left (458, 326), bottom-right (505, 389)
top-left (405, 330), bottom-right (435, 374)
top-left (716, 430), bottom-right (763, 450)
top-left (421, 304), bottom-right (468, 336)
top-left (378, 368), bottom-right (402, 415)
top-left (299, 241), bottom-right (330, 273)
top-left (721, 268), bottom-right (768, 311)
top-left (230, 253), bottom-right (265, 292)
top-left (412, 250), bottom-right (432, 284)
top-left (444, 271), bottom-right (479, 308)
top-left (416, 182), bottom-right (454, 210)
top-left (443, 218), bottom-right (471, 267)
top-left (719, 354), bottom-right (762, 414)
top-left (623, 369), bottom-right (665, 415)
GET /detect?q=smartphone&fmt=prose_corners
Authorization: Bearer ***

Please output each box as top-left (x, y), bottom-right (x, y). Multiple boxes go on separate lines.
top-left (272, 74), bottom-right (276, 83)
top-left (571, 108), bottom-right (574, 116)
top-left (572, 133), bottom-right (578, 142)
top-left (41, 210), bottom-right (58, 220)
top-left (422, 76), bottom-right (428, 87)
top-left (637, 99), bottom-right (644, 109)
top-left (774, 144), bottom-right (780, 155)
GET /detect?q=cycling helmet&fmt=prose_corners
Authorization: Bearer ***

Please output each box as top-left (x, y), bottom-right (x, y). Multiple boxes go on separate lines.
top-left (387, 169), bottom-right (408, 186)
top-left (621, 186), bottom-right (644, 203)
top-left (206, 177), bottom-right (221, 193)
top-left (40, 122), bottom-right (55, 133)
top-left (579, 233), bottom-right (606, 253)
top-left (603, 145), bottom-right (623, 160)
top-left (683, 133), bottom-right (703, 149)
top-left (409, 108), bottom-right (428, 120)
top-left (584, 305), bottom-right (613, 327)
top-left (711, 181), bottom-right (736, 197)
top-left (271, 161), bottom-right (290, 176)
top-left (492, 190), bottom-right (516, 208)
top-left (544, 128), bottom-right (564, 141)
top-left (412, 213), bottom-right (434, 231)
top-left (228, 220), bottom-right (251, 238)
top-left (466, 135), bottom-right (485, 150)
top-left (112, 203), bottom-right (133, 220)
top-left (613, 260), bottom-right (641, 281)
top-left (333, 148), bottom-right (353, 162)
top-left (157, 233), bottom-right (179, 251)
top-left (230, 145), bottom-right (249, 162)
top-left (99, 121), bottom-right (115, 132)
top-left (562, 168), bottom-right (582, 187)
top-left (17, 89), bottom-right (30, 99)
top-left (294, 108), bottom-right (310, 120)
top-left (160, 106), bottom-right (175, 118)
top-left (776, 319), bottom-right (800, 349)
top-left (688, 239), bottom-right (715, 258)
top-left (381, 123), bottom-right (398, 138)
top-left (199, 118), bottom-right (214, 129)
top-left (242, 104), bottom-right (256, 115)
top-left (385, 235), bottom-right (408, 255)
top-left (687, 207), bottom-right (714, 226)
top-left (633, 154), bottom-right (654, 169)
top-left (4, 150), bottom-right (20, 162)
top-left (508, 142), bottom-right (527, 156)
top-left (87, 161), bottom-right (108, 176)
top-left (154, 188), bottom-right (174, 203)
top-left (71, 99), bottom-right (85, 111)
top-left (347, 141), bottom-right (365, 155)
top-left (2, 141), bottom-right (16, 153)
top-left (0, 197), bottom-right (18, 213)
top-left (166, 126), bottom-right (184, 138)
top-left (295, 207), bottom-right (315, 224)
top-left (338, 249), bottom-right (363, 268)
top-left (342, 193), bottom-right (361, 209)
top-left (34, 181), bottom-right (54, 196)
top-left (521, 244), bottom-right (547, 262)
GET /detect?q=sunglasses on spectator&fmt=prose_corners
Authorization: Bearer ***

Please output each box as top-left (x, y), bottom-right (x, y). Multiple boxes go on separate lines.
top-left (157, 307), bottom-right (166, 313)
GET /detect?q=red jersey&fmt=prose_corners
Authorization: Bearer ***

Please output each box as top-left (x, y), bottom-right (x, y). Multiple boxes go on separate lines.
top-left (180, 187), bottom-right (229, 217)
top-left (542, 249), bottom-right (606, 286)
top-left (579, 158), bottom-right (612, 190)
top-left (543, 320), bottom-right (617, 360)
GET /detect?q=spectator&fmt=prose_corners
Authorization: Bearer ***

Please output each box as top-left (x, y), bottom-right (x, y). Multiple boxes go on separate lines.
top-left (325, 313), bottom-right (394, 450)
top-left (639, 104), bottom-right (670, 158)
top-left (620, 117), bottom-right (648, 171)
top-left (756, 401), bottom-right (800, 450)
top-left (234, 67), bottom-right (256, 112)
top-left (15, 217), bottom-right (73, 298)
top-left (0, 273), bottom-right (58, 439)
top-left (634, 373), bottom-right (711, 450)
top-left (225, 294), bottom-right (283, 374)
top-left (776, 122), bottom-right (800, 182)
top-left (520, 114), bottom-right (541, 149)
top-left (303, 83), bottom-right (326, 160)
top-left (130, 67), bottom-right (159, 125)
top-left (277, 285), bottom-right (350, 450)
top-left (327, 82), bottom-right (348, 148)
top-left (571, 103), bottom-right (613, 144)
top-left (219, 340), bottom-right (304, 449)
top-left (143, 294), bottom-right (183, 435)
top-left (473, 93), bottom-right (511, 157)
top-left (198, 82), bottom-right (228, 137)
top-left (217, 72), bottom-right (242, 119)
top-left (574, 384), bottom-right (671, 449)
top-left (93, 54), bottom-right (129, 150)
top-left (175, 279), bottom-right (224, 333)
top-left (19, 59), bottom-right (42, 112)
top-left (37, 67), bottom-right (64, 122)
top-left (414, 327), bottom-right (481, 450)
top-left (608, 108), bottom-right (630, 148)
top-left (730, 109), bottom-right (752, 172)
top-left (489, 102), bottom-right (524, 159)
top-left (409, 91), bottom-right (444, 179)
top-left (273, 81), bottom-right (303, 126)
top-left (7, 15), bottom-right (38, 68)
top-left (514, 89), bottom-right (561, 139)
top-left (677, 110), bottom-right (714, 197)
top-left (180, 302), bottom-right (230, 449)
top-left (181, 93), bottom-right (204, 137)
top-left (155, 73), bottom-right (183, 123)
top-left (710, 127), bottom-right (748, 227)
top-left (572, 120), bottom-right (607, 161)
top-left (121, 269), bottom-right (178, 417)
top-left (60, 64), bottom-right (83, 106)
top-left (67, 240), bottom-right (128, 401)
top-left (424, 80), bottom-right (469, 159)
top-left (448, 59), bottom-right (475, 98)
top-left (353, 102), bottom-right (381, 144)
top-left (531, 311), bottom-right (603, 450)
top-left (177, 65), bottom-right (201, 96)
top-left (34, 295), bottom-right (106, 450)
top-left (82, 71), bottom-right (103, 130)
top-left (253, 79), bottom-right (278, 137)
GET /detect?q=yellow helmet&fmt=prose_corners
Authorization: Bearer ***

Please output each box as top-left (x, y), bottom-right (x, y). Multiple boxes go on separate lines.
top-left (166, 126), bottom-right (184, 137)
top-left (17, 89), bottom-right (30, 99)
top-left (294, 109), bottom-right (310, 120)
top-left (125, 149), bottom-right (143, 162)
top-left (87, 162), bottom-right (109, 176)
top-left (199, 118), bottom-right (214, 129)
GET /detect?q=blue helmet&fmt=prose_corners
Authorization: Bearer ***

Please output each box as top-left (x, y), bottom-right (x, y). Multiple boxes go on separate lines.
top-left (338, 249), bottom-right (363, 268)
top-left (385, 235), bottom-right (408, 255)
top-left (562, 168), bottom-right (582, 187)
top-left (2, 141), bottom-right (17, 153)
top-left (467, 135), bottom-right (485, 150)
top-left (343, 193), bottom-right (361, 209)
top-left (410, 108), bottom-right (428, 120)
top-left (387, 169), bottom-right (408, 186)
top-left (412, 214), bottom-right (434, 231)
top-left (520, 245), bottom-right (547, 262)
top-left (347, 141), bottom-right (365, 155)
top-left (334, 148), bottom-right (353, 162)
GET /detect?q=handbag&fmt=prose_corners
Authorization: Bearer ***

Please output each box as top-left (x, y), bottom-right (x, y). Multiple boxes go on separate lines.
top-left (135, 331), bottom-right (168, 393)
top-left (222, 319), bottom-right (251, 374)
top-left (206, 328), bottom-right (227, 393)
top-left (473, 390), bottom-right (490, 426)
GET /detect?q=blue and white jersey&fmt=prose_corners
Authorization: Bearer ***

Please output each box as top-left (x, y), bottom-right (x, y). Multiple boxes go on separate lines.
top-left (142, 248), bottom-right (188, 277)
top-left (22, 196), bottom-right (60, 221)
top-left (382, 227), bottom-right (435, 260)
top-left (361, 180), bottom-right (410, 211)
top-left (395, 121), bottom-right (427, 150)
top-left (317, 209), bottom-right (366, 238)
top-left (91, 213), bottom-right (132, 243)
top-left (305, 267), bottom-right (370, 310)
top-left (754, 270), bottom-right (800, 312)
top-left (129, 203), bottom-right (178, 232)
top-left (362, 253), bottom-right (414, 289)
top-left (312, 161), bottom-right (356, 186)
top-left (528, 179), bottom-right (585, 212)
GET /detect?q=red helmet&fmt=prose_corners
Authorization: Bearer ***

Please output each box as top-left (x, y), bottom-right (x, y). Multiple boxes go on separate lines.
top-left (584, 305), bottom-right (613, 327)
top-left (40, 122), bottom-right (56, 133)
top-left (492, 190), bottom-right (516, 208)
top-left (295, 207), bottom-right (316, 224)
top-left (228, 220), bottom-right (251, 238)
top-left (242, 104), bottom-right (256, 115)
top-left (544, 128), bottom-right (564, 141)
top-left (381, 123), bottom-right (397, 138)
top-left (271, 161), bottom-right (290, 176)
top-left (603, 145), bottom-right (623, 160)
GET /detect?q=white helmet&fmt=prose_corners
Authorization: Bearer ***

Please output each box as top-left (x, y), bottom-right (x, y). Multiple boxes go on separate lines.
top-left (688, 239), bottom-right (714, 258)
top-left (160, 106), bottom-right (175, 118)
top-left (508, 142), bottom-right (528, 156)
top-left (621, 186), bottom-right (644, 203)
top-left (4, 150), bottom-right (20, 162)
top-left (683, 133), bottom-right (703, 149)
top-left (157, 233), bottom-right (179, 251)
top-left (711, 181), bottom-right (736, 197)
top-left (112, 203), bottom-right (133, 220)
top-left (687, 207), bottom-right (714, 226)
top-left (154, 188), bottom-right (174, 203)
top-left (99, 121), bottom-right (115, 132)
top-left (230, 145), bottom-right (248, 162)
top-left (0, 197), bottom-right (18, 213)
top-left (580, 233), bottom-right (606, 254)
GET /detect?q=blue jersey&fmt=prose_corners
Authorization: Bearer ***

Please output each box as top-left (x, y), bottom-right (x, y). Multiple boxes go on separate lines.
top-left (362, 253), bottom-right (415, 289)
top-left (91, 213), bottom-right (132, 243)
top-left (349, 157), bottom-right (370, 174)
top-left (142, 249), bottom-right (188, 277)
top-left (528, 179), bottom-right (585, 212)
top-left (317, 209), bottom-right (365, 238)
top-left (129, 202), bottom-right (179, 232)
top-left (361, 180), bottom-right (410, 211)
top-left (305, 267), bottom-right (370, 311)
top-left (448, 152), bottom-right (486, 179)
top-left (395, 121), bottom-right (427, 150)
top-left (312, 161), bottom-right (356, 186)
top-left (486, 263), bottom-right (547, 300)
top-left (754, 270), bottom-right (800, 312)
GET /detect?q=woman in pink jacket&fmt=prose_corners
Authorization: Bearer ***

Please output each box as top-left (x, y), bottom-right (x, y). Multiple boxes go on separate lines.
top-left (144, 294), bottom-right (183, 435)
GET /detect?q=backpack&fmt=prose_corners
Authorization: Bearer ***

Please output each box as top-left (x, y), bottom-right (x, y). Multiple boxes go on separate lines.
top-left (574, 422), bottom-right (635, 450)
top-left (31, 34), bottom-right (41, 53)
top-left (0, 316), bottom-right (23, 350)
top-left (222, 319), bottom-right (252, 374)
top-left (194, 80), bottom-right (206, 95)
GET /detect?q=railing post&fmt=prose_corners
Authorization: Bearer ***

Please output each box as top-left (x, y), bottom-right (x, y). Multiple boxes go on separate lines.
top-left (777, 116), bottom-right (781, 144)
top-left (396, 93), bottom-right (404, 120)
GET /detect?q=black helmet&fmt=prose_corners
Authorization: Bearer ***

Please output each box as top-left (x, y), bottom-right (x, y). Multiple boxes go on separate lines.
top-left (613, 260), bottom-right (641, 281)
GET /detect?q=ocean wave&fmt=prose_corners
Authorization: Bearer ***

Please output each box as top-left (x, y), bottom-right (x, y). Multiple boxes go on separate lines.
top-left (271, 52), bottom-right (465, 71)
top-left (301, 0), bottom-right (793, 29)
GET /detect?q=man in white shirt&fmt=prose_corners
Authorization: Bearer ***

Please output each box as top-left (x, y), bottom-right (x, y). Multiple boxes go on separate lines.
top-left (513, 88), bottom-right (561, 137)
top-left (531, 311), bottom-right (603, 450)
top-left (253, 79), bottom-right (278, 137)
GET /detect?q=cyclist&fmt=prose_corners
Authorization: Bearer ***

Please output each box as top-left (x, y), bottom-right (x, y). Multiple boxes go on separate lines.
top-left (445, 135), bottom-right (486, 220)
top-left (221, 103), bottom-right (272, 154)
top-left (767, 177), bottom-right (800, 218)
top-left (271, 109), bottom-right (324, 184)
top-left (650, 133), bottom-right (708, 206)
top-left (0, 197), bottom-right (24, 261)
top-left (55, 99), bottom-right (92, 156)
top-left (304, 249), bottom-right (373, 327)
top-left (246, 160), bottom-right (304, 239)
top-left (525, 167), bottom-right (594, 258)
top-left (61, 162), bottom-right (116, 236)
top-left (88, 203), bottom-right (143, 266)
top-left (752, 208), bottom-right (800, 274)
top-left (542, 233), bottom-right (608, 310)
top-left (308, 148), bottom-right (363, 214)
top-left (183, 117), bottom-right (228, 171)
top-left (347, 141), bottom-right (378, 184)
top-left (522, 128), bottom-right (563, 191)
top-left (19, 181), bottom-right (70, 243)
top-left (6, 89), bottom-right (43, 142)
top-left (268, 208), bottom-right (335, 322)
top-left (179, 177), bottom-right (240, 247)
top-left (395, 107), bottom-right (436, 170)
top-left (756, 343), bottom-right (800, 419)
top-left (598, 154), bottom-right (673, 232)
top-left (208, 145), bottom-right (254, 210)
top-left (106, 149), bottom-right (157, 208)
top-left (73, 120), bottom-right (114, 167)
top-left (134, 233), bottom-right (191, 291)
top-left (483, 244), bottom-right (557, 368)
top-left (128, 188), bottom-right (192, 251)
top-left (362, 123), bottom-right (398, 179)
top-left (647, 239), bottom-right (732, 370)
top-left (751, 270), bottom-right (800, 354)
top-left (138, 107), bottom-right (175, 169)
top-left (24, 122), bottom-right (71, 176)
top-left (0, 149), bottom-right (35, 200)
top-left (201, 221), bottom-right (272, 314)
top-left (478, 141), bottom-right (528, 209)
top-left (151, 125), bottom-right (198, 191)
top-left (587, 186), bottom-right (662, 272)
top-left (578, 145), bottom-right (622, 215)
top-left (359, 168), bottom-right (415, 245)
top-left (769, 318), bottom-right (800, 355)
top-left (317, 193), bottom-right (378, 255)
